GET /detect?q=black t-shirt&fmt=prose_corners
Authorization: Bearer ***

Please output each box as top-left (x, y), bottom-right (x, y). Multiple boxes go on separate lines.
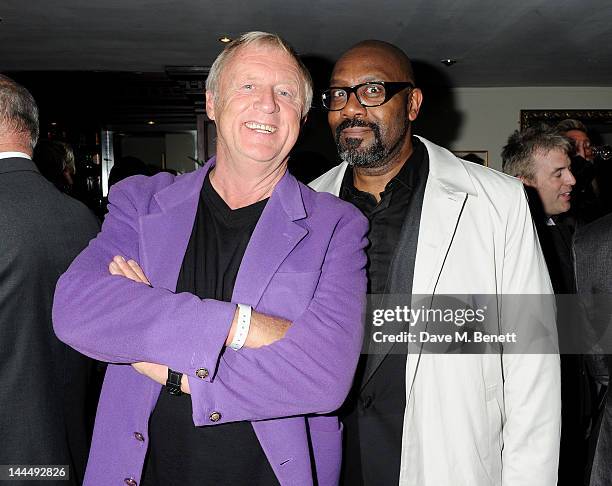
top-left (142, 173), bottom-right (279, 486)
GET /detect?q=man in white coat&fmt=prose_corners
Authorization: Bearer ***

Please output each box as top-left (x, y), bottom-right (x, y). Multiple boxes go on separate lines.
top-left (310, 40), bottom-right (561, 486)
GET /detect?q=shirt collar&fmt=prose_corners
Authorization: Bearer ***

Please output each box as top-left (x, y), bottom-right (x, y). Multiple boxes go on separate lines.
top-left (0, 151), bottom-right (32, 160)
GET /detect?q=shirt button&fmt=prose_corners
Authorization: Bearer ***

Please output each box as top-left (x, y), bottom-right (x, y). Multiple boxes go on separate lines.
top-left (124, 478), bottom-right (137, 486)
top-left (133, 432), bottom-right (145, 442)
top-left (195, 368), bottom-right (209, 379)
top-left (209, 411), bottom-right (222, 422)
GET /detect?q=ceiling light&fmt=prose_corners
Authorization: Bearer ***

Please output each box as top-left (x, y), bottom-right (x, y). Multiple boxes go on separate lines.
top-left (147, 120), bottom-right (155, 125)
top-left (440, 59), bottom-right (457, 66)
top-left (218, 36), bottom-right (232, 43)
top-left (50, 122), bottom-right (57, 126)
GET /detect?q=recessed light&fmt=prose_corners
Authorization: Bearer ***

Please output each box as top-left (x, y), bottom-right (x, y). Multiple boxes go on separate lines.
top-left (218, 36), bottom-right (232, 43)
top-left (50, 122), bottom-right (57, 126)
top-left (440, 59), bottom-right (457, 66)
top-left (147, 120), bottom-right (155, 125)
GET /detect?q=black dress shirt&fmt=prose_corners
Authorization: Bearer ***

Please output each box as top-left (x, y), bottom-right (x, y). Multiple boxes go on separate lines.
top-left (340, 138), bottom-right (426, 294)
top-left (339, 138), bottom-right (428, 485)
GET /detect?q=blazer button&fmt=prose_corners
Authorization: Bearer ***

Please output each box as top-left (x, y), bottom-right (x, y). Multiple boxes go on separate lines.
top-left (209, 411), bottom-right (222, 422)
top-left (195, 368), bottom-right (209, 379)
top-left (133, 432), bottom-right (145, 442)
top-left (124, 478), bottom-right (138, 486)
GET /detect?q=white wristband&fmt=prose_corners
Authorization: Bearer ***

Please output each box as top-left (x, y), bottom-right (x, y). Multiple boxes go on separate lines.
top-left (230, 304), bottom-right (252, 351)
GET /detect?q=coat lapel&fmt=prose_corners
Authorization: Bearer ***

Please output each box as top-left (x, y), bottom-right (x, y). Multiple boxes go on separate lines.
top-left (139, 162), bottom-right (209, 290)
top-left (405, 138), bottom-right (474, 401)
top-left (232, 170), bottom-right (308, 307)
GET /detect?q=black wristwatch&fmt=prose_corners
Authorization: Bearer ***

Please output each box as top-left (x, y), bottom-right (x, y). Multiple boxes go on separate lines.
top-left (166, 369), bottom-right (183, 396)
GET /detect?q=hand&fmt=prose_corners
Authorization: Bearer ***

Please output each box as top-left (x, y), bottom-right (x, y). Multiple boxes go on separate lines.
top-left (225, 308), bottom-right (291, 348)
top-left (108, 255), bottom-right (151, 285)
top-left (131, 361), bottom-right (190, 394)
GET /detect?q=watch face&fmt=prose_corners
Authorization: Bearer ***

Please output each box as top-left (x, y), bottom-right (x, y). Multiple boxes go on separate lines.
top-left (166, 369), bottom-right (183, 396)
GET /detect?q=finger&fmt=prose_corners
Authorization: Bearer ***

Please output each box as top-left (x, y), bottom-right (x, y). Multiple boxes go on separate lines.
top-left (127, 259), bottom-right (151, 286)
top-left (110, 255), bottom-right (142, 282)
top-left (108, 261), bottom-right (123, 276)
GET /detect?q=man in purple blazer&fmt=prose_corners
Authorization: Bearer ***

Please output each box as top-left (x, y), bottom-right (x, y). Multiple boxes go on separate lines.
top-left (53, 31), bottom-right (367, 486)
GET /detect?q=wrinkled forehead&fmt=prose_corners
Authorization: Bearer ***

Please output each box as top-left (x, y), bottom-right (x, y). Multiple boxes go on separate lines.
top-left (223, 43), bottom-right (300, 81)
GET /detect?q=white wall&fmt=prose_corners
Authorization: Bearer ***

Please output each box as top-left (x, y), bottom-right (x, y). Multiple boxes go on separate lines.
top-left (441, 87), bottom-right (612, 171)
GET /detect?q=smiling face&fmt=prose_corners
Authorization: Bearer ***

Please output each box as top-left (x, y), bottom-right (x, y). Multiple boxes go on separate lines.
top-left (327, 44), bottom-right (422, 169)
top-left (525, 148), bottom-right (576, 216)
top-left (206, 44), bottom-right (304, 169)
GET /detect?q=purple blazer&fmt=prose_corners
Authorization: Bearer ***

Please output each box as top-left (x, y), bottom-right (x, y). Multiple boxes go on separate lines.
top-left (53, 160), bottom-right (367, 486)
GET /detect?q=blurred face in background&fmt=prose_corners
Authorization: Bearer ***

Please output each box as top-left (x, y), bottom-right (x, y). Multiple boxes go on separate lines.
top-left (564, 129), bottom-right (593, 161)
top-left (524, 148), bottom-right (576, 216)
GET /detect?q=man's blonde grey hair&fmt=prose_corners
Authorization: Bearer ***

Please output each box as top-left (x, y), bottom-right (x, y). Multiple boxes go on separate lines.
top-left (205, 31), bottom-right (313, 116)
top-left (502, 124), bottom-right (572, 181)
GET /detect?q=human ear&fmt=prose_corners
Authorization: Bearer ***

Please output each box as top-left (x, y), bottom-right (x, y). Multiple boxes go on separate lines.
top-left (407, 88), bottom-right (423, 122)
top-left (205, 91), bottom-right (216, 121)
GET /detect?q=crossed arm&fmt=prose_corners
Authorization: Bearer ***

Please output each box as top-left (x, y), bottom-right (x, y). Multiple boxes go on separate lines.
top-left (108, 255), bottom-right (291, 393)
top-left (53, 181), bottom-right (368, 423)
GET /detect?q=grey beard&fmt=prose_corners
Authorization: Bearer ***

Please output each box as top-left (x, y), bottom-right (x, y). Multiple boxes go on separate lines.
top-left (337, 136), bottom-right (388, 168)
top-left (335, 118), bottom-right (411, 169)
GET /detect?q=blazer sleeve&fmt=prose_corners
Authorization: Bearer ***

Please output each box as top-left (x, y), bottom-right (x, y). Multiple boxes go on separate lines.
top-left (53, 181), bottom-right (237, 385)
top-left (499, 184), bottom-right (561, 486)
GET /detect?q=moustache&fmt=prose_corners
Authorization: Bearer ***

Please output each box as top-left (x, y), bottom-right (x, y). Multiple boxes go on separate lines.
top-left (335, 118), bottom-right (380, 139)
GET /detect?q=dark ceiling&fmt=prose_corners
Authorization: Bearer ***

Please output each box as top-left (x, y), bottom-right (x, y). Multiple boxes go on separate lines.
top-left (2, 0), bottom-right (612, 87)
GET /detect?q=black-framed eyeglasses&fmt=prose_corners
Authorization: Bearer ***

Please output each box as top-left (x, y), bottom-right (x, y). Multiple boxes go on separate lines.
top-left (321, 81), bottom-right (414, 111)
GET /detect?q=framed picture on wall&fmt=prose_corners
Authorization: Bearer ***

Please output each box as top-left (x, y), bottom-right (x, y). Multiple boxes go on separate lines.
top-left (453, 150), bottom-right (489, 167)
top-left (520, 109), bottom-right (612, 147)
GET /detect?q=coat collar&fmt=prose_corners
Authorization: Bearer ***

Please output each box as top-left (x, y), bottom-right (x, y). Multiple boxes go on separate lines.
top-left (152, 157), bottom-right (306, 222)
top-left (416, 136), bottom-right (477, 197)
top-left (141, 157), bottom-right (308, 303)
top-left (0, 156), bottom-right (39, 175)
top-left (310, 135), bottom-right (478, 199)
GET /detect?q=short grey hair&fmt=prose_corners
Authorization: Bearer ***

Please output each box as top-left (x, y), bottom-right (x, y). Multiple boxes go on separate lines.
top-left (0, 74), bottom-right (39, 150)
top-left (205, 31), bottom-right (313, 116)
top-left (502, 124), bottom-right (572, 181)
top-left (556, 118), bottom-right (588, 135)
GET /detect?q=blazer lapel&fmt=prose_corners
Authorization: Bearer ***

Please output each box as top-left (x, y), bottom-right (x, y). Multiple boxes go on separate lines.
top-left (232, 170), bottom-right (308, 307)
top-left (405, 138), bottom-right (474, 401)
top-left (139, 163), bottom-right (209, 291)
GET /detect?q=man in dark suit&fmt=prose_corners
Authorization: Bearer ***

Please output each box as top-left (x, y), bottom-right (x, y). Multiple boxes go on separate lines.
top-left (502, 125), bottom-right (576, 293)
top-left (502, 125), bottom-right (591, 485)
top-left (574, 213), bottom-right (612, 486)
top-left (0, 74), bottom-right (100, 485)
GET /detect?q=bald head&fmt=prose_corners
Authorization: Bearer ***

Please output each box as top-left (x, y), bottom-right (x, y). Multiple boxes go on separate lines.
top-left (327, 39), bottom-right (423, 174)
top-left (335, 40), bottom-right (415, 84)
top-left (0, 74), bottom-right (39, 153)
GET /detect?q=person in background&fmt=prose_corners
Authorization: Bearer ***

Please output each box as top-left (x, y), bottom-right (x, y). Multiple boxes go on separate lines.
top-left (0, 74), bottom-right (100, 485)
top-left (33, 139), bottom-right (76, 194)
top-left (574, 212), bottom-right (612, 486)
top-left (502, 125), bottom-right (591, 485)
